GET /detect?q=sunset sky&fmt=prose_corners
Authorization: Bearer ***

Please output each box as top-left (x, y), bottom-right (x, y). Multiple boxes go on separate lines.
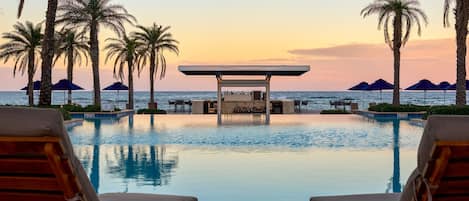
top-left (0, 0), bottom-right (464, 91)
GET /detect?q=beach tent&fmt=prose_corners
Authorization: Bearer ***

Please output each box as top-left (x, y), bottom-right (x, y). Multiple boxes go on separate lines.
top-left (367, 79), bottom-right (394, 101)
top-left (437, 81), bottom-right (451, 104)
top-left (52, 79), bottom-right (84, 104)
top-left (103, 82), bottom-right (128, 109)
top-left (406, 79), bottom-right (439, 105)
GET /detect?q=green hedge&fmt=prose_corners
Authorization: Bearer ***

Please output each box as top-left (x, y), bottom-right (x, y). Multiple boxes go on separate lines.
top-left (320, 109), bottom-right (352, 114)
top-left (369, 103), bottom-right (429, 112)
top-left (425, 105), bottom-right (469, 119)
top-left (137, 109), bottom-right (167, 114)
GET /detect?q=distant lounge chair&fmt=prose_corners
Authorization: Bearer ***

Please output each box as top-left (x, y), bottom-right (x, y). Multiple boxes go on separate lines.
top-left (310, 115), bottom-right (469, 201)
top-left (0, 107), bottom-right (198, 201)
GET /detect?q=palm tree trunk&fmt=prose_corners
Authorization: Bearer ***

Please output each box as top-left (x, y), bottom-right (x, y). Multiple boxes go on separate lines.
top-left (149, 49), bottom-right (156, 105)
top-left (392, 14), bottom-right (402, 106)
top-left (27, 50), bottom-right (35, 106)
top-left (128, 60), bottom-right (134, 110)
top-left (67, 49), bottom-right (74, 105)
top-left (38, 0), bottom-right (58, 106)
top-left (90, 22), bottom-right (101, 107)
top-left (455, 0), bottom-right (469, 106)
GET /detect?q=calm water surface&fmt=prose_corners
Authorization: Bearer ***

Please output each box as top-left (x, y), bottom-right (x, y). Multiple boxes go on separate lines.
top-left (68, 115), bottom-right (423, 201)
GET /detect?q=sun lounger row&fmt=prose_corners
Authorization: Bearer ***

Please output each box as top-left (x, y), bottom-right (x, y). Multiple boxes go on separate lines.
top-left (0, 107), bottom-right (197, 201)
top-left (1, 107), bottom-right (469, 201)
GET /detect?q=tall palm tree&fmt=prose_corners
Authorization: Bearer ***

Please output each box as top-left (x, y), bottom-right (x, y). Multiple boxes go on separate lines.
top-left (444, 0), bottom-right (469, 106)
top-left (361, 0), bottom-right (428, 106)
top-left (38, 0), bottom-right (59, 106)
top-left (17, 0), bottom-right (25, 18)
top-left (134, 24), bottom-right (179, 108)
top-left (0, 21), bottom-right (42, 106)
top-left (104, 35), bottom-right (142, 109)
top-left (55, 29), bottom-right (89, 104)
top-left (57, 0), bottom-right (136, 107)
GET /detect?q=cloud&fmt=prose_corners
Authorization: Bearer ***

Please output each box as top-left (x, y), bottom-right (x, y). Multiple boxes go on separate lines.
top-left (288, 38), bottom-right (455, 60)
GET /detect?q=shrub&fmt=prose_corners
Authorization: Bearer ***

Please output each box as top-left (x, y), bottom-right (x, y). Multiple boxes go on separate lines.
top-left (62, 104), bottom-right (84, 112)
top-left (320, 109), bottom-right (351, 114)
top-left (368, 103), bottom-right (429, 112)
top-left (425, 105), bottom-right (469, 119)
top-left (83, 105), bottom-right (101, 112)
top-left (137, 108), bottom-right (167, 114)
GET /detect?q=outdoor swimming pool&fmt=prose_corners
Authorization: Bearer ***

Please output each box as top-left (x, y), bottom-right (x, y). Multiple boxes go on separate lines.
top-left (67, 115), bottom-right (423, 201)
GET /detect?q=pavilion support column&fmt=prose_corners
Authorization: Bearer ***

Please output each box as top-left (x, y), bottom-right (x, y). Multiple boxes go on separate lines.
top-left (217, 74), bottom-right (222, 125)
top-left (265, 75), bottom-right (271, 124)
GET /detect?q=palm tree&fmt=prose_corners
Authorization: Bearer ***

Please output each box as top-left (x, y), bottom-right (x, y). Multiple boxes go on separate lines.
top-left (55, 29), bottom-right (89, 105)
top-left (104, 35), bottom-right (142, 109)
top-left (134, 24), bottom-right (179, 108)
top-left (17, 0), bottom-right (25, 18)
top-left (0, 21), bottom-right (42, 106)
top-left (361, 0), bottom-right (428, 106)
top-left (444, 0), bottom-right (469, 106)
top-left (57, 0), bottom-right (136, 107)
top-left (38, 0), bottom-right (59, 106)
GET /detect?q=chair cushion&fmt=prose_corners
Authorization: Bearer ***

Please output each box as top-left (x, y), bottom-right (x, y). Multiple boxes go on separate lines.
top-left (417, 115), bottom-right (469, 171)
top-left (99, 193), bottom-right (198, 201)
top-left (310, 193), bottom-right (400, 201)
top-left (0, 107), bottom-right (100, 201)
top-left (400, 115), bottom-right (469, 201)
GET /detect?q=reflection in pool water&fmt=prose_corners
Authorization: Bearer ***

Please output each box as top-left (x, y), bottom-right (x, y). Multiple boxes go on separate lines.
top-left (68, 115), bottom-right (422, 201)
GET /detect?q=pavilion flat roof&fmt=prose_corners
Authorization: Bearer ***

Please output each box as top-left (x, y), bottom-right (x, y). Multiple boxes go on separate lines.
top-left (178, 65), bottom-right (310, 76)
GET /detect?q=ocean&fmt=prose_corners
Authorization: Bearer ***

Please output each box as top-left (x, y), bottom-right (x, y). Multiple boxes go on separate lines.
top-left (0, 91), bottom-right (458, 111)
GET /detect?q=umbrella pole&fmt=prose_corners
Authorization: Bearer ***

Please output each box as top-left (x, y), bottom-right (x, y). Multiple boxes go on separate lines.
top-left (424, 90), bottom-right (426, 105)
top-left (442, 91), bottom-right (445, 105)
top-left (116, 90), bottom-right (119, 110)
top-left (380, 90), bottom-right (383, 102)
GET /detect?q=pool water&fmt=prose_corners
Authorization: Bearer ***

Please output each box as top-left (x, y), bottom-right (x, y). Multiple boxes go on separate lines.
top-left (68, 115), bottom-right (423, 201)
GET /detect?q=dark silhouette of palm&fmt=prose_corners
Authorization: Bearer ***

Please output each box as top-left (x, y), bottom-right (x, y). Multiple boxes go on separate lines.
top-left (134, 23), bottom-right (179, 106)
top-left (55, 29), bottom-right (89, 104)
top-left (0, 21), bottom-right (42, 106)
top-left (104, 35), bottom-right (142, 109)
top-left (444, 0), bottom-right (469, 105)
top-left (17, 0), bottom-right (25, 18)
top-left (361, 0), bottom-right (427, 105)
top-left (58, 0), bottom-right (136, 107)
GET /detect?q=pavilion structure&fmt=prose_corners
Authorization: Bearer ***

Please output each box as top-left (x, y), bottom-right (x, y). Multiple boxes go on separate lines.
top-left (178, 65), bottom-right (310, 124)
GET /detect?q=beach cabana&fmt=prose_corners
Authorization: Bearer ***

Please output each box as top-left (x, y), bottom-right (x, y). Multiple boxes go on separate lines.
top-left (405, 79), bottom-right (439, 104)
top-left (179, 65), bottom-right (310, 124)
top-left (103, 82), bottom-right (128, 109)
top-left (367, 79), bottom-right (394, 101)
top-left (52, 79), bottom-right (84, 104)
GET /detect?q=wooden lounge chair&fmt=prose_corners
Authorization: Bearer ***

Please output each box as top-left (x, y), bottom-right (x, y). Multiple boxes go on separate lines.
top-left (310, 115), bottom-right (469, 201)
top-left (0, 107), bottom-right (197, 201)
